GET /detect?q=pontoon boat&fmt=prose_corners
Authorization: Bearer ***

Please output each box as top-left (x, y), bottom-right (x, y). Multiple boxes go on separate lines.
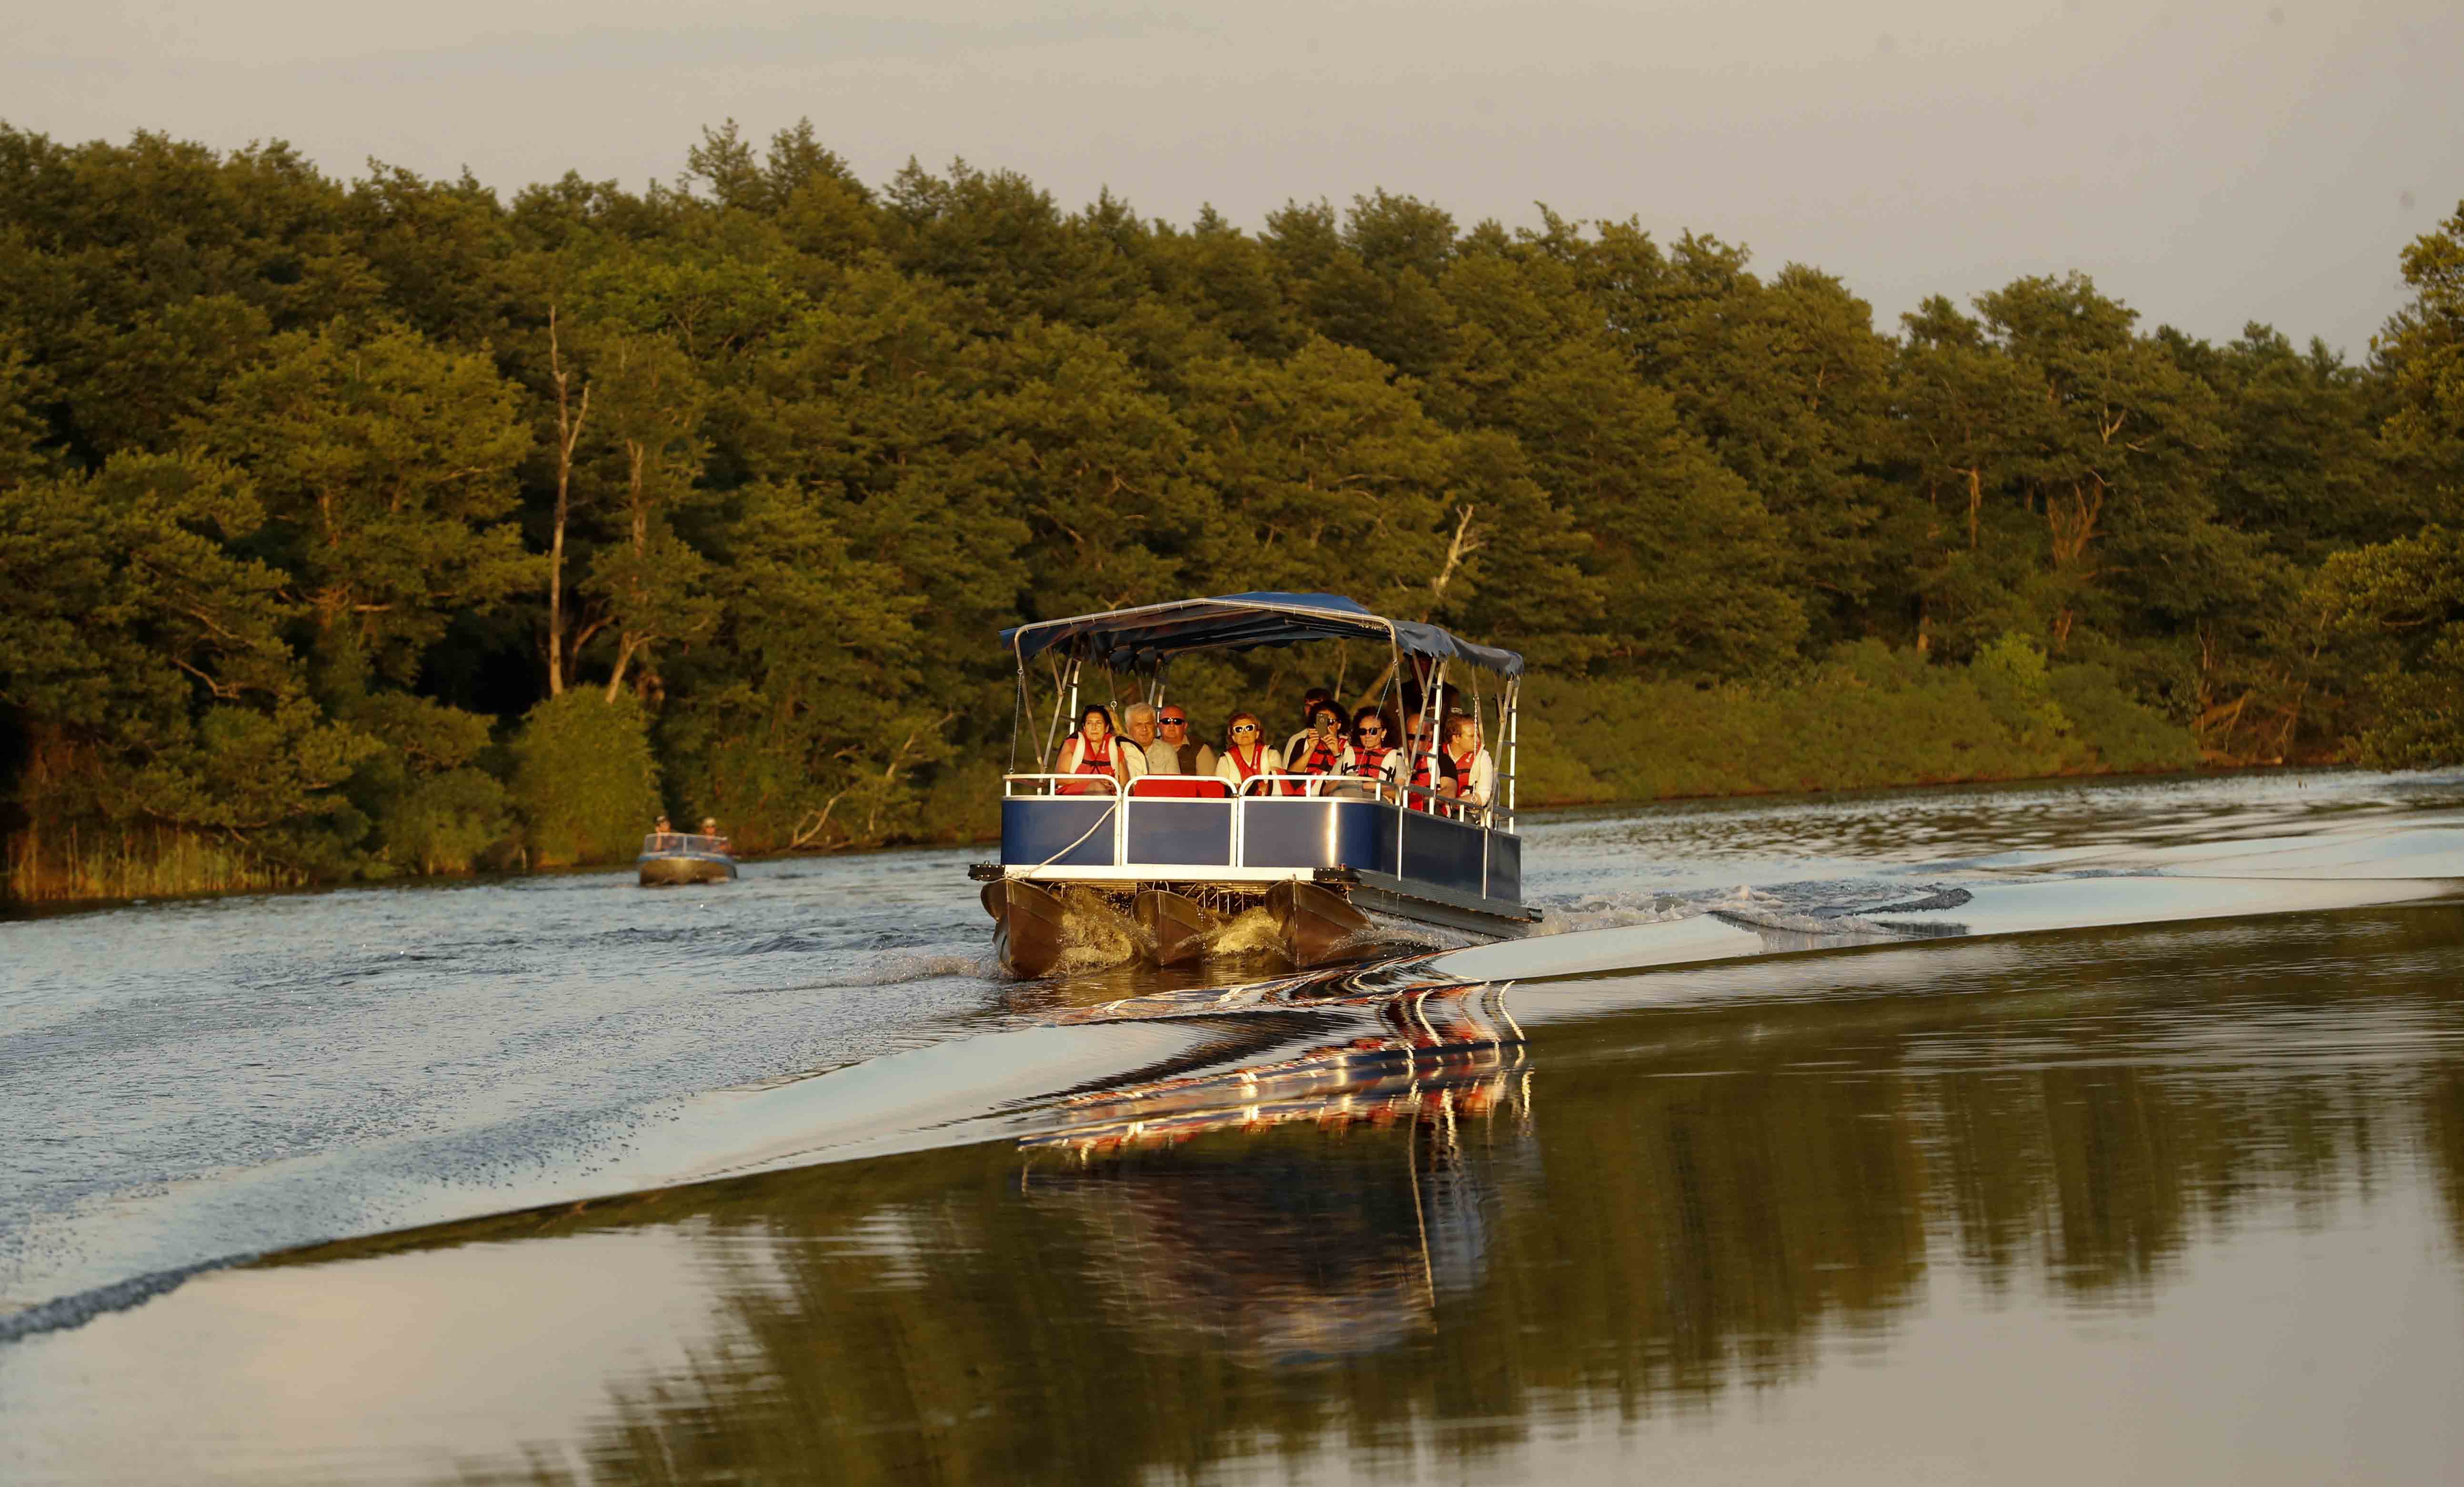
top-left (972, 593), bottom-right (1539, 976)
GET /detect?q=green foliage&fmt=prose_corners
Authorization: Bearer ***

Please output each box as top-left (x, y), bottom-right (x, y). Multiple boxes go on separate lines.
top-left (2306, 526), bottom-right (2464, 767)
top-left (2046, 664), bottom-right (2203, 772)
top-left (0, 120), bottom-right (2450, 898)
top-left (2378, 202), bottom-right (2464, 510)
top-left (512, 690), bottom-right (661, 867)
top-left (381, 767), bottom-right (516, 875)
top-left (2348, 628), bottom-right (2464, 768)
top-left (1968, 631), bottom-right (2072, 756)
top-left (1520, 639), bottom-right (2196, 804)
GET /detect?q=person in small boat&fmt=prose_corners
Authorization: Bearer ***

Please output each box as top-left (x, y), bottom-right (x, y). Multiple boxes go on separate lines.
top-left (1216, 711), bottom-right (1285, 796)
top-left (1340, 706), bottom-right (1404, 799)
top-left (1055, 704), bottom-right (1131, 794)
top-left (1287, 699), bottom-right (1349, 791)
top-left (1282, 687), bottom-right (1337, 763)
top-left (699, 816), bottom-right (733, 853)
top-left (1441, 713), bottom-right (1495, 818)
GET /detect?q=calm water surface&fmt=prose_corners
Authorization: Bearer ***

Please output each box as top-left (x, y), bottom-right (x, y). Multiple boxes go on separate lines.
top-left (3, 770), bottom-right (2462, 1483)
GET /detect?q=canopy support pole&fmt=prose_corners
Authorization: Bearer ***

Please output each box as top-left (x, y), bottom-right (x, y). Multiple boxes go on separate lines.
top-left (1040, 655), bottom-right (1077, 773)
top-left (1505, 677), bottom-right (1519, 826)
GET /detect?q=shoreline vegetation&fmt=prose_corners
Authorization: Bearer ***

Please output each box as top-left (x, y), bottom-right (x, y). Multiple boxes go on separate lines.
top-left (3, 121), bottom-right (2460, 904)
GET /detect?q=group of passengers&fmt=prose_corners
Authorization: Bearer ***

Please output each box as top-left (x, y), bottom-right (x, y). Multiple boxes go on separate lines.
top-left (1053, 686), bottom-right (1495, 816)
top-left (646, 814), bottom-right (730, 853)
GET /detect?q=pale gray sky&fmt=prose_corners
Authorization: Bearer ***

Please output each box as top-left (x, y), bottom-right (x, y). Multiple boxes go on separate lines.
top-left (9, 1), bottom-right (2459, 355)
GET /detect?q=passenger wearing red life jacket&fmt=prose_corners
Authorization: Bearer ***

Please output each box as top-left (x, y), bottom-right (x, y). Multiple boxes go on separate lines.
top-left (1399, 715), bottom-right (1459, 814)
top-left (1054, 704), bottom-right (1130, 796)
top-left (1338, 705), bottom-right (1404, 801)
top-left (1442, 712), bottom-right (1496, 821)
top-left (1214, 711), bottom-right (1285, 797)
top-left (1288, 701), bottom-right (1348, 795)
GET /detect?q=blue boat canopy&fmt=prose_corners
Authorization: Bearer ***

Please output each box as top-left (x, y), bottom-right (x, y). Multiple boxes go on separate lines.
top-left (1001, 592), bottom-right (1525, 678)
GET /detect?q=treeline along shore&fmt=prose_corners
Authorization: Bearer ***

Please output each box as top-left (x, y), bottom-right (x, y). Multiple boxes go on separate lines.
top-left (2, 121), bottom-right (2461, 901)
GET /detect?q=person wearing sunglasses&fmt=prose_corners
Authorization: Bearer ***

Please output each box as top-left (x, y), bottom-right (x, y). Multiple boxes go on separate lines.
top-left (1146, 707), bottom-right (1216, 778)
top-left (1215, 711), bottom-right (1285, 796)
top-left (1338, 705), bottom-right (1405, 801)
top-left (1400, 716), bottom-right (1458, 812)
top-left (1136, 704), bottom-right (1224, 798)
top-left (1289, 700), bottom-right (1349, 792)
top-left (1282, 686), bottom-right (1337, 765)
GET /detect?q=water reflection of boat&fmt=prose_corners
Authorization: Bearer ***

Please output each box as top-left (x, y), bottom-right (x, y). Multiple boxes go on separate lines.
top-left (636, 831), bottom-right (737, 886)
top-left (1024, 983), bottom-right (1527, 1155)
top-left (975, 594), bottom-right (1541, 978)
top-left (1021, 986), bottom-right (1531, 1364)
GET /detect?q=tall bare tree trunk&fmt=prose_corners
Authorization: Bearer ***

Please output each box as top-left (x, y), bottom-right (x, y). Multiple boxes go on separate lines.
top-left (546, 307), bottom-right (590, 697)
top-left (604, 438), bottom-right (650, 704)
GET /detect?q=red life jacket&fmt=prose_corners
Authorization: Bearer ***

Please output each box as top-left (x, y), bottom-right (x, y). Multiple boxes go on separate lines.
top-left (1184, 742), bottom-right (1230, 798)
top-left (1292, 733), bottom-right (1340, 795)
top-left (1407, 748), bottom-right (1440, 812)
top-left (1448, 747), bottom-right (1481, 818)
top-left (1227, 743), bottom-right (1271, 796)
top-left (1350, 744), bottom-right (1394, 799)
top-left (1056, 735), bottom-right (1119, 796)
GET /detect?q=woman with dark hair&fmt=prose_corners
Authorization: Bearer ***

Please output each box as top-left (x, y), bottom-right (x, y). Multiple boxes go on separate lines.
top-left (1214, 710), bottom-right (1284, 796)
top-left (1055, 704), bottom-right (1130, 795)
top-left (1339, 705), bottom-right (1403, 800)
top-left (1287, 698), bottom-right (1349, 793)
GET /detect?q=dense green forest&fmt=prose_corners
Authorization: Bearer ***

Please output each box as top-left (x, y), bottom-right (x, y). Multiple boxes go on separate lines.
top-left (2, 121), bottom-right (2459, 900)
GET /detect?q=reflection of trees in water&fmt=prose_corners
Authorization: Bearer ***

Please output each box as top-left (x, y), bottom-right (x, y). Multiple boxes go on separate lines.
top-left (450, 912), bottom-right (2464, 1487)
top-left (992, 989), bottom-right (1529, 1371)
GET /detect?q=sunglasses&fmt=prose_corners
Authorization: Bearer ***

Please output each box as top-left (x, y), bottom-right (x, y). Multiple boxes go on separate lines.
top-left (1231, 724), bottom-right (1259, 735)
top-left (1160, 716), bottom-right (1187, 725)
top-left (1359, 724), bottom-right (1385, 733)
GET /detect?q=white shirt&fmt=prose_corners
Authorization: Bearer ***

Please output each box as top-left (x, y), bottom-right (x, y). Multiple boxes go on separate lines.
top-left (1216, 744), bottom-right (1285, 794)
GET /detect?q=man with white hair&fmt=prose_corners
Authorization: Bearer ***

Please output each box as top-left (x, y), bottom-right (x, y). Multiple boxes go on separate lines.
top-left (1116, 702), bottom-right (1157, 781)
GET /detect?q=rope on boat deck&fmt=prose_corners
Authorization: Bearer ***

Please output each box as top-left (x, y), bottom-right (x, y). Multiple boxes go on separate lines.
top-left (1031, 792), bottom-right (1121, 873)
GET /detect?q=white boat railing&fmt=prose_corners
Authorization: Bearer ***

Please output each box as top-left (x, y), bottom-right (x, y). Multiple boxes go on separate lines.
top-left (1001, 772), bottom-right (1494, 821)
top-left (999, 773), bottom-right (1500, 876)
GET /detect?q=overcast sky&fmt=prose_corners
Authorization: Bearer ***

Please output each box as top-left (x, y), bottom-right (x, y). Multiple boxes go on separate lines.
top-left (9, 1), bottom-right (2458, 355)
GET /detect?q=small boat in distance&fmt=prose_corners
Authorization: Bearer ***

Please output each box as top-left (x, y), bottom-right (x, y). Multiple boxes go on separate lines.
top-left (637, 831), bottom-right (737, 887)
top-left (975, 592), bottom-right (1540, 977)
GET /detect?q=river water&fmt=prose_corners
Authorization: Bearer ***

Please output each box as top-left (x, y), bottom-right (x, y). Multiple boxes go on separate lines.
top-left (3, 769), bottom-right (2462, 1483)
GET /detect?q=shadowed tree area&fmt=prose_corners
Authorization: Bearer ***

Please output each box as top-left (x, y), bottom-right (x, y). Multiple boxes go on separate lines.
top-left (2, 121), bottom-right (2458, 898)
